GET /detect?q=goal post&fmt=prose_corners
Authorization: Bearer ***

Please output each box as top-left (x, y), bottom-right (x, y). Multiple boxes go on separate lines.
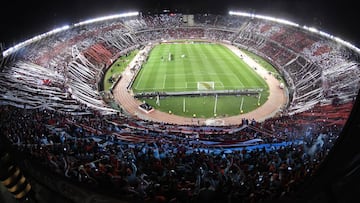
top-left (197, 81), bottom-right (215, 91)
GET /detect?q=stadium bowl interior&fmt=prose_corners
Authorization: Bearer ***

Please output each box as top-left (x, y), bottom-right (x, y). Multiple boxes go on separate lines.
top-left (1, 9), bottom-right (360, 203)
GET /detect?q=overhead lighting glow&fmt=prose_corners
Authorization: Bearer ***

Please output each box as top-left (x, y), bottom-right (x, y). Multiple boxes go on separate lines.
top-left (2, 12), bottom-right (138, 57)
top-left (74, 11), bottom-right (139, 27)
top-left (2, 25), bottom-right (70, 57)
top-left (229, 11), bottom-right (299, 27)
top-left (306, 26), bottom-right (318, 33)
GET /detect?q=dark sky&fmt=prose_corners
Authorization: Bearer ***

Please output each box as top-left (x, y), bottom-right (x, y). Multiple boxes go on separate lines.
top-left (0, 0), bottom-right (358, 49)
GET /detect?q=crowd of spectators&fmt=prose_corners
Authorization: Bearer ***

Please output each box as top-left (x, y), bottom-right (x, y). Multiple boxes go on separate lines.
top-left (230, 19), bottom-right (359, 114)
top-left (0, 100), bottom-right (353, 202)
top-left (1, 13), bottom-right (359, 117)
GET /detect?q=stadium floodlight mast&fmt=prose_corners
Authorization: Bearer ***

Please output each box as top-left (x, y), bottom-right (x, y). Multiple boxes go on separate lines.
top-left (2, 11), bottom-right (139, 58)
top-left (229, 11), bottom-right (360, 54)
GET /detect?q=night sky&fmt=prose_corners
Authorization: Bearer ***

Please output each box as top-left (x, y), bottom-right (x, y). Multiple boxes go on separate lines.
top-left (0, 0), bottom-right (358, 49)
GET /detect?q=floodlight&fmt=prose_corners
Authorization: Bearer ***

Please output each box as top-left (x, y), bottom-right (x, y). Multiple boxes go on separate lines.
top-left (74, 11), bottom-right (139, 27)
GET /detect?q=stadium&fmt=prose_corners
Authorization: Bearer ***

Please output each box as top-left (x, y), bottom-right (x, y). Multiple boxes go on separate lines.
top-left (1, 2), bottom-right (360, 203)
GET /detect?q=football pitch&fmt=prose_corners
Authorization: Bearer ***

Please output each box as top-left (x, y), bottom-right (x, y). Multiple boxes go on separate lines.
top-left (132, 43), bottom-right (267, 92)
top-left (131, 42), bottom-right (270, 118)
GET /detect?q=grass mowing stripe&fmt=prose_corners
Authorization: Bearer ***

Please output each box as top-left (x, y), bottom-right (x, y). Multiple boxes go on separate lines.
top-left (220, 46), bottom-right (253, 87)
top-left (185, 44), bottom-right (199, 90)
top-left (133, 43), bottom-right (268, 92)
top-left (173, 44), bottom-right (187, 90)
top-left (190, 44), bottom-right (205, 84)
top-left (170, 44), bottom-right (182, 91)
top-left (224, 48), bottom-right (265, 88)
top-left (213, 44), bottom-right (247, 89)
top-left (219, 44), bottom-right (249, 88)
top-left (209, 44), bottom-right (243, 89)
top-left (179, 45), bottom-right (188, 90)
top-left (202, 44), bottom-right (225, 89)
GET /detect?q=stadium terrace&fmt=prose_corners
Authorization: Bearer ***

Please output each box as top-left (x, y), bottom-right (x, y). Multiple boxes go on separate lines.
top-left (0, 11), bottom-right (359, 203)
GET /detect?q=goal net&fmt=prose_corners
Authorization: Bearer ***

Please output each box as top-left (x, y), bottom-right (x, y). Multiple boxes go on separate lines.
top-left (197, 81), bottom-right (215, 91)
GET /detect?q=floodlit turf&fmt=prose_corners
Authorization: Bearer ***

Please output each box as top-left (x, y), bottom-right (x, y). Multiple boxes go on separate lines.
top-left (241, 49), bottom-right (285, 83)
top-left (143, 94), bottom-right (269, 118)
top-left (130, 42), bottom-right (274, 118)
top-left (132, 43), bottom-right (267, 92)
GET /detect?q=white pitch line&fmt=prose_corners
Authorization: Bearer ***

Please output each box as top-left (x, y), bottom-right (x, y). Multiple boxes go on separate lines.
top-left (163, 74), bottom-right (167, 90)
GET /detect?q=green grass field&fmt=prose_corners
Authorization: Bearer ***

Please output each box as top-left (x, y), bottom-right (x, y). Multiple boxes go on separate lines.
top-left (129, 42), bottom-right (271, 118)
top-left (132, 43), bottom-right (267, 92)
top-left (103, 50), bottom-right (139, 91)
top-left (241, 49), bottom-right (285, 83)
top-left (142, 94), bottom-right (268, 118)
